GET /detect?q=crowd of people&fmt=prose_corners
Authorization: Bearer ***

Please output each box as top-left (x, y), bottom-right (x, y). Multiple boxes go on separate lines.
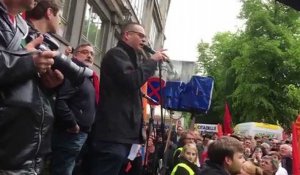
top-left (116, 125), bottom-right (293, 175)
top-left (145, 126), bottom-right (293, 175)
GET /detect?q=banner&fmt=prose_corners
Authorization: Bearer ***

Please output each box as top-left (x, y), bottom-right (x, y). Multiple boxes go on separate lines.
top-left (162, 76), bottom-right (214, 113)
top-left (194, 123), bottom-right (218, 133)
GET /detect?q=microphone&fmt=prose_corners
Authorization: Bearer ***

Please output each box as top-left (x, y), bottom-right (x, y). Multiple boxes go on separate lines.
top-left (143, 45), bottom-right (156, 54)
top-left (143, 45), bottom-right (172, 65)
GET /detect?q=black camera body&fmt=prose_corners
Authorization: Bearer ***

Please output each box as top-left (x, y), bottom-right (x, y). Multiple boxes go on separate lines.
top-left (26, 33), bottom-right (93, 85)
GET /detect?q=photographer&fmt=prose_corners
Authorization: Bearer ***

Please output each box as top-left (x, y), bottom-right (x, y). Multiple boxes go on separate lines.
top-left (0, 0), bottom-right (59, 174)
top-left (26, 0), bottom-right (64, 89)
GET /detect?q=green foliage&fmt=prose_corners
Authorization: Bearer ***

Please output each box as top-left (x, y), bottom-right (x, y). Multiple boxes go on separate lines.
top-left (196, 0), bottom-right (300, 129)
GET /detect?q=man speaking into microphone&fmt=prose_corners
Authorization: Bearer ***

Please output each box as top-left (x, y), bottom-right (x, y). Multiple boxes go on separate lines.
top-left (90, 22), bottom-right (168, 175)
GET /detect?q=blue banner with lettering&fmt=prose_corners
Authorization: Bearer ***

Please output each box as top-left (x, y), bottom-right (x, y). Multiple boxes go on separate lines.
top-left (162, 76), bottom-right (214, 113)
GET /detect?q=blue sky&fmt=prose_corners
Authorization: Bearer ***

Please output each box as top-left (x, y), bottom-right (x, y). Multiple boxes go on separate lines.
top-left (164, 0), bottom-right (243, 61)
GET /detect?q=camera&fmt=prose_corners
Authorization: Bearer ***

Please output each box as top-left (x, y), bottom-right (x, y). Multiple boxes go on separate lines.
top-left (26, 32), bottom-right (93, 85)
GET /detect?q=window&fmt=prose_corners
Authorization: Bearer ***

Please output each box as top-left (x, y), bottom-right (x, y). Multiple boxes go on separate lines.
top-left (59, 0), bottom-right (71, 37)
top-left (129, 0), bottom-right (145, 23)
top-left (149, 18), bottom-right (158, 47)
top-left (81, 2), bottom-right (104, 66)
top-left (81, 3), bottom-right (102, 48)
top-left (111, 32), bottom-right (119, 48)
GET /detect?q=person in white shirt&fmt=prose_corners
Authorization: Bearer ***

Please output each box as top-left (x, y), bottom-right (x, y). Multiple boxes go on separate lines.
top-left (268, 151), bottom-right (288, 175)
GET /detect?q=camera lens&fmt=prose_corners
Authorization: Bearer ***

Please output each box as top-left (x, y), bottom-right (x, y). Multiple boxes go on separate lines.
top-left (52, 53), bottom-right (93, 85)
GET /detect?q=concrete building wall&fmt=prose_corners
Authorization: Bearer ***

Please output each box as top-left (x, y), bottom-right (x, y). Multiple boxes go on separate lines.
top-left (54, 0), bottom-right (172, 73)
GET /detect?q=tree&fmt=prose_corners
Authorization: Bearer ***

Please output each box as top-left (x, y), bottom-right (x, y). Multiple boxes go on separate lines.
top-left (196, 0), bottom-right (300, 129)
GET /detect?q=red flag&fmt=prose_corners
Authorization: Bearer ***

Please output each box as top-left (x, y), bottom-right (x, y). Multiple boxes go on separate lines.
top-left (223, 102), bottom-right (233, 135)
top-left (217, 124), bottom-right (223, 137)
top-left (292, 123), bottom-right (300, 175)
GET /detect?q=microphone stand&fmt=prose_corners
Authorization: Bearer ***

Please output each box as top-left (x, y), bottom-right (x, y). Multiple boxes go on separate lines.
top-left (158, 61), bottom-right (165, 148)
top-left (141, 63), bottom-right (166, 174)
top-left (158, 60), bottom-right (167, 175)
top-left (142, 46), bottom-right (168, 174)
top-left (142, 94), bottom-right (157, 174)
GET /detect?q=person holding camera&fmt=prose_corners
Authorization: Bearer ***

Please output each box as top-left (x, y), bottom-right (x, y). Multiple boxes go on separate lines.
top-left (26, 0), bottom-right (64, 89)
top-left (51, 43), bottom-right (98, 175)
top-left (0, 0), bottom-right (60, 174)
top-left (89, 22), bottom-right (168, 175)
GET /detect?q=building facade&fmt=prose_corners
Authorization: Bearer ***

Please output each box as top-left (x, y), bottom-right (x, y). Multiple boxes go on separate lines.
top-left (55, 0), bottom-right (172, 72)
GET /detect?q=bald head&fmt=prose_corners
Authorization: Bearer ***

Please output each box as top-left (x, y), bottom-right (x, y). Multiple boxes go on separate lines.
top-left (121, 23), bottom-right (142, 36)
top-left (279, 144), bottom-right (292, 157)
top-left (119, 22), bottom-right (146, 51)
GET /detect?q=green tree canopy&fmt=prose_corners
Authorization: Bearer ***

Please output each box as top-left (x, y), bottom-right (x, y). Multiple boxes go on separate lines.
top-left (196, 0), bottom-right (300, 129)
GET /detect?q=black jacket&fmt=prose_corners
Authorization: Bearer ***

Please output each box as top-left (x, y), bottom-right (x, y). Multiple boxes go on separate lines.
top-left (199, 160), bottom-right (230, 175)
top-left (172, 158), bottom-right (200, 175)
top-left (0, 2), bottom-right (54, 173)
top-left (92, 40), bottom-right (157, 144)
top-left (54, 59), bottom-right (96, 132)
